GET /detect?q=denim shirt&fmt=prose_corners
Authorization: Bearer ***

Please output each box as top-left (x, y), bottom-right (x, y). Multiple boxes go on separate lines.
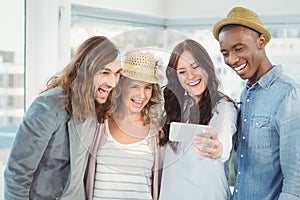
top-left (232, 65), bottom-right (300, 200)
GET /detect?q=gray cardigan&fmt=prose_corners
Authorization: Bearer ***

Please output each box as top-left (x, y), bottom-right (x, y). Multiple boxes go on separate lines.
top-left (4, 86), bottom-right (99, 200)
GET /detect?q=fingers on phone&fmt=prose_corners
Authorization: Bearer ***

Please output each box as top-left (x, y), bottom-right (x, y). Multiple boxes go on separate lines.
top-left (193, 143), bottom-right (217, 159)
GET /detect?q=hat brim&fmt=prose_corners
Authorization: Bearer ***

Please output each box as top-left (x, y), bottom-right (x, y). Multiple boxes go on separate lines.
top-left (213, 18), bottom-right (271, 43)
top-left (121, 70), bottom-right (160, 84)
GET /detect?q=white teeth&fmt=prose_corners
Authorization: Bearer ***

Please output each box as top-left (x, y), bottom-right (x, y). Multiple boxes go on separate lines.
top-left (234, 63), bottom-right (246, 71)
top-left (188, 80), bottom-right (200, 86)
top-left (133, 100), bottom-right (143, 104)
top-left (99, 88), bottom-right (111, 92)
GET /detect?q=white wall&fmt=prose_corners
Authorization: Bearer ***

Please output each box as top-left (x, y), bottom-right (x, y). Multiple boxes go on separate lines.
top-left (26, 0), bottom-right (59, 106)
top-left (26, 0), bottom-right (71, 107)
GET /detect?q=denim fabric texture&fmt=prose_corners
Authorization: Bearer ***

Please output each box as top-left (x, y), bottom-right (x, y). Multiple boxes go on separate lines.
top-left (232, 65), bottom-right (300, 200)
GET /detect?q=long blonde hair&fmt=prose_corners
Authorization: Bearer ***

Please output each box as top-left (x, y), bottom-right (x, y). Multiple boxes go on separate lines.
top-left (42, 36), bottom-right (120, 122)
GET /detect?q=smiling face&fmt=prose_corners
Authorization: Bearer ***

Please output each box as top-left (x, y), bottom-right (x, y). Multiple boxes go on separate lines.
top-left (93, 58), bottom-right (122, 104)
top-left (218, 25), bottom-right (271, 85)
top-left (176, 50), bottom-right (208, 101)
top-left (120, 78), bottom-right (153, 114)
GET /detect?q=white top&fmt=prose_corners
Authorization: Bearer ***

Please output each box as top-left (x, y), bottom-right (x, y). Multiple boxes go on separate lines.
top-left (210, 98), bottom-right (237, 162)
top-left (93, 120), bottom-right (154, 200)
top-left (159, 98), bottom-right (237, 200)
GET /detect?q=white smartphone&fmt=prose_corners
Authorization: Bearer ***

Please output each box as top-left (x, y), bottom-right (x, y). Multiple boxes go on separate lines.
top-left (169, 122), bottom-right (211, 143)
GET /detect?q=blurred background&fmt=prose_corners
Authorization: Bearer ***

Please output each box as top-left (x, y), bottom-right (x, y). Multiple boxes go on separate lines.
top-left (1, 0), bottom-right (300, 198)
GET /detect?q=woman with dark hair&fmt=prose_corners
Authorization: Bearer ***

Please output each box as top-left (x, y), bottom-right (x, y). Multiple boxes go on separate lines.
top-left (4, 36), bottom-right (122, 200)
top-left (159, 39), bottom-right (238, 200)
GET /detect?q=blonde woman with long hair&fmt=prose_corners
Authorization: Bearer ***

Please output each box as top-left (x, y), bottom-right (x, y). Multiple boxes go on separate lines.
top-left (85, 50), bottom-right (164, 200)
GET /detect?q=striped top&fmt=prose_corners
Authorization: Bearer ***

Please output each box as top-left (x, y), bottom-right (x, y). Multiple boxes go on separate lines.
top-left (93, 120), bottom-right (154, 200)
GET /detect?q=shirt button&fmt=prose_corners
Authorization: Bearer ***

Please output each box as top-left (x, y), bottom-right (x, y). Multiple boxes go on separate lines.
top-left (242, 136), bottom-right (245, 140)
top-left (238, 171), bottom-right (241, 175)
top-left (235, 189), bottom-right (238, 193)
top-left (241, 154), bottom-right (244, 158)
top-left (246, 99), bottom-right (250, 102)
top-left (244, 118), bottom-right (247, 122)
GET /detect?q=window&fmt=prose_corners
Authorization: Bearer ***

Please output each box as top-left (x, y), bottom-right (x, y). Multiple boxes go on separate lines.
top-left (0, 1), bottom-right (25, 195)
top-left (71, 5), bottom-right (244, 99)
top-left (71, 5), bottom-right (300, 102)
top-left (0, 0), bottom-right (25, 130)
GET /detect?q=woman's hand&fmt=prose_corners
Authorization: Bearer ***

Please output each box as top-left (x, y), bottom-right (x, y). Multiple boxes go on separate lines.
top-left (193, 128), bottom-right (223, 159)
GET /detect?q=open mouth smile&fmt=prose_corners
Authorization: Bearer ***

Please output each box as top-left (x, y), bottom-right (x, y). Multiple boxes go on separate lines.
top-left (234, 63), bottom-right (246, 73)
top-left (131, 99), bottom-right (144, 108)
top-left (188, 80), bottom-right (201, 87)
top-left (98, 87), bottom-right (111, 97)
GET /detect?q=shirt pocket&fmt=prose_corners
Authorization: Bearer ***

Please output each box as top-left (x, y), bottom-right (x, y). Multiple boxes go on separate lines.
top-left (249, 115), bottom-right (272, 149)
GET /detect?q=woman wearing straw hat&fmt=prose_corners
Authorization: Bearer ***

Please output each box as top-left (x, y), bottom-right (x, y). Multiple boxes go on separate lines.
top-left (213, 6), bottom-right (300, 200)
top-left (159, 39), bottom-right (238, 200)
top-left (85, 50), bottom-right (164, 200)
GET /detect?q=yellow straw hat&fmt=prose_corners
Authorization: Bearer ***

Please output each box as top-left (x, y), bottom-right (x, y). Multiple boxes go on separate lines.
top-left (121, 50), bottom-right (161, 84)
top-left (213, 6), bottom-right (271, 43)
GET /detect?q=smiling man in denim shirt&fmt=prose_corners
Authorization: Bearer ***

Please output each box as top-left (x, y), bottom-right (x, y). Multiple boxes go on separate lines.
top-left (213, 6), bottom-right (300, 200)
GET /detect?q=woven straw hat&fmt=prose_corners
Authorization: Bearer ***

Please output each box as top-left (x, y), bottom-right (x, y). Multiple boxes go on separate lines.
top-left (121, 50), bottom-right (160, 84)
top-left (213, 6), bottom-right (271, 43)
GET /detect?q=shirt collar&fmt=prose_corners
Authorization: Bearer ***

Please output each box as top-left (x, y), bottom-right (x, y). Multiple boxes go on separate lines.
top-left (247, 65), bottom-right (283, 90)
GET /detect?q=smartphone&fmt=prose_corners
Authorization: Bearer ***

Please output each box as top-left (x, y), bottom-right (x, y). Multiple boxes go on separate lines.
top-left (169, 122), bottom-right (211, 143)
